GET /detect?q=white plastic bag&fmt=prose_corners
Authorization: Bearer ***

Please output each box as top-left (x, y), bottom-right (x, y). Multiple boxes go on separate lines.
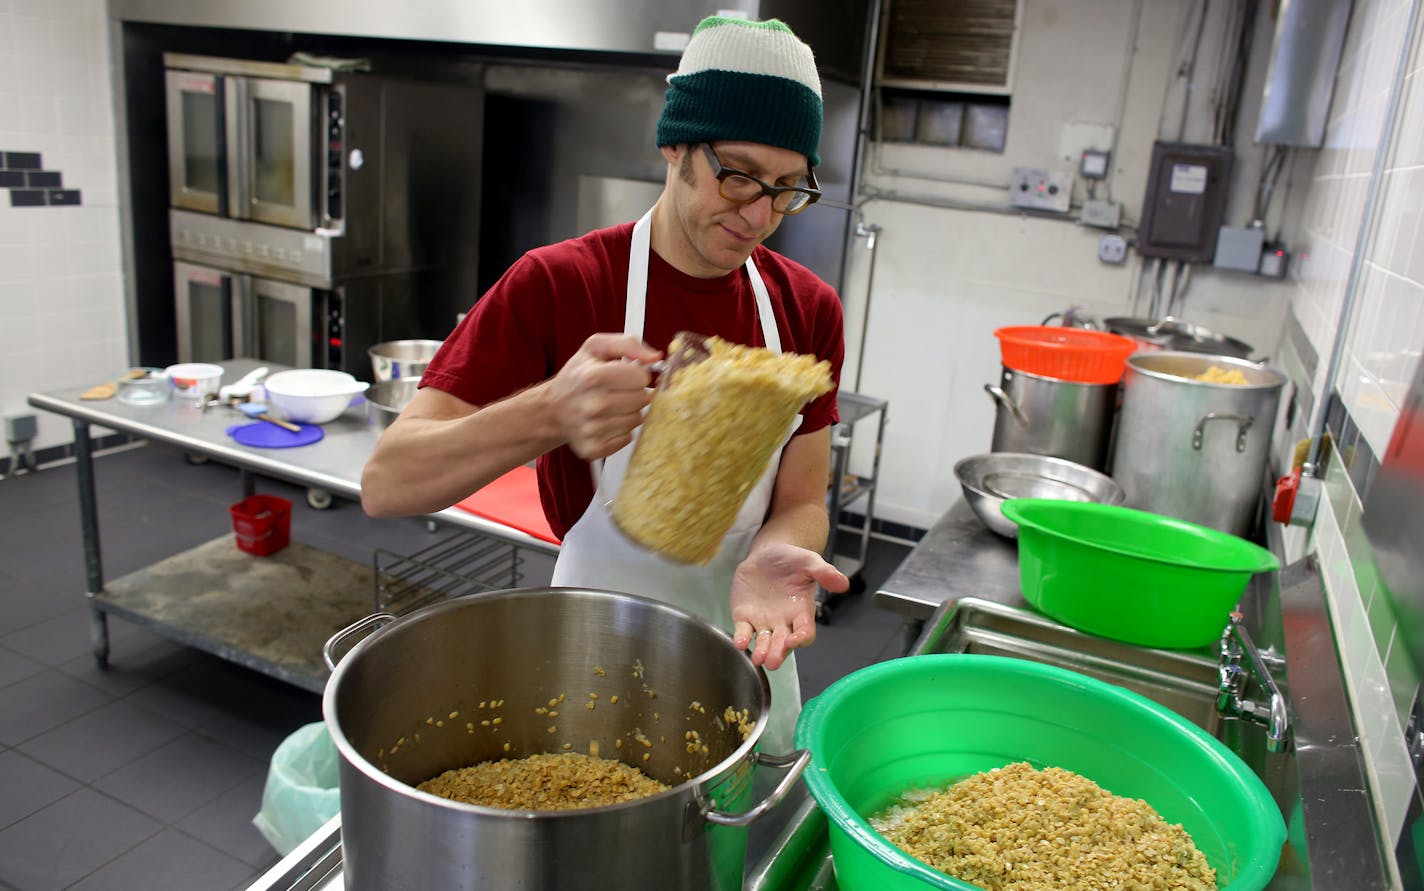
top-left (252, 722), bottom-right (341, 855)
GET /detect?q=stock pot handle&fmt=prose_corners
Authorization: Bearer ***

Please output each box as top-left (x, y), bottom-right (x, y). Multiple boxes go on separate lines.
top-left (1192, 412), bottom-right (1253, 452)
top-left (322, 612), bottom-right (397, 670)
top-left (984, 384), bottom-right (1027, 427)
top-left (700, 748), bottom-right (811, 827)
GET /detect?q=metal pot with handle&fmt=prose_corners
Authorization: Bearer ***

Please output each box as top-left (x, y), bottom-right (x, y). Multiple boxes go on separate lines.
top-left (322, 586), bottom-right (807, 891)
top-left (1109, 352), bottom-right (1286, 537)
top-left (985, 366), bottom-right (1118, 471)
top-left (1042, 309), bottom-right (1256, 360)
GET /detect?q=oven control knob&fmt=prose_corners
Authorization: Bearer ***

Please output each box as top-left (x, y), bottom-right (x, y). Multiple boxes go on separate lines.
top-left (348, 149), bottom-right (364, 171)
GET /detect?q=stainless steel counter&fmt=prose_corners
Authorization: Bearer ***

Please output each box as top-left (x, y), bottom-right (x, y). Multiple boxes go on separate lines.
top-left (28, 359), bottom-right (560, 554)
top-left (867, 495), bottom-right (1398, 889)
top-left (872, 497), bottom-right (1023, 622)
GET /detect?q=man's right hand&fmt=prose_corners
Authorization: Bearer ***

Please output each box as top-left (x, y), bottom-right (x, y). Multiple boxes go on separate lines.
top-left (548, 333), bottom-right (662, 460)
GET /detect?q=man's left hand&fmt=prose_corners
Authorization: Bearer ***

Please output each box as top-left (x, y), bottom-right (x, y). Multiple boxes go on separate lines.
top-left (731, 543), bottom-right (850, 670)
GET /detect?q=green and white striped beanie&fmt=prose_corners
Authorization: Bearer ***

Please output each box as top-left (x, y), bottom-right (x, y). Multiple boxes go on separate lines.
top-left (656, 16), bottom-right (823, 167)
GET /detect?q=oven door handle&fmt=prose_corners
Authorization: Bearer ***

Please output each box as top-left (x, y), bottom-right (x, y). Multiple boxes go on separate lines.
top-left (232, 273), bottom-right (253, 360)
top-left (225, 75), bottom-right (251, 221)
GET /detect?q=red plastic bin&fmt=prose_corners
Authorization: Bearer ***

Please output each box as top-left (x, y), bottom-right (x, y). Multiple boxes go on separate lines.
top-left (230, 494), bottom-right (292, 556)
top-left (994, 325), bottom-right (1139, 384)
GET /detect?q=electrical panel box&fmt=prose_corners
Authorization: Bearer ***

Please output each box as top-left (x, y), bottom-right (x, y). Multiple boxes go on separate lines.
top-left (1137, 142), bottom-right (1233, 262)
top-left (1214, 226), bottom-right (1265, 272)
top-left (1259, 245), bottom-right (1289, 278)
top-left (1009, 167), bottom-right (1073, 214)
top-left (4, 414), bottom-right (37, 444)
top-left (1080, 199), bottom-right (1121, 229)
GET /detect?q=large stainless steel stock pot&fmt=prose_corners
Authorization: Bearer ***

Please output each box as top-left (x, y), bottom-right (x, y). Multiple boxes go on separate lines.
top-left (985, 365), bottom-right (1118, 471)
top-left (322, 586), bottom-right (807, 890)
top-left (1110, 352), bottom-right (1286, 537)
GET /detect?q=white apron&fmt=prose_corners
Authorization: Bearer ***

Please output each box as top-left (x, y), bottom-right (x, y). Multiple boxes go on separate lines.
top-left (551, 208), bottom-right (803, 753)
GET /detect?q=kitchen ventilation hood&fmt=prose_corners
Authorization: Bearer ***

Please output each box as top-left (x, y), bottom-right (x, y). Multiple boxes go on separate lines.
top-left (109, 0), bottom-right (870, 82)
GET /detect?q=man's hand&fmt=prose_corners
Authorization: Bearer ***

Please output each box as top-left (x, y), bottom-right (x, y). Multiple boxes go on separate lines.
top-left (547, 333), bottom-right (662, 460)
top-left (731, 542), bottom-right (849, 670)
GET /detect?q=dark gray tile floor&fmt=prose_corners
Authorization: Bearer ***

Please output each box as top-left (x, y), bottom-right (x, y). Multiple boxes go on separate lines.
top-left (0, 442), bottom-right (912, 890)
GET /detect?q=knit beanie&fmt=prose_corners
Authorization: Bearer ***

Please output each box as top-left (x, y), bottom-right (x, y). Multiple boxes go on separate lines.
top-left (655, 16), bottom-right (823, 167)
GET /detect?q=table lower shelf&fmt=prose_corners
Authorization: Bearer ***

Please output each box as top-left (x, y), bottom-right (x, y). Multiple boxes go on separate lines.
top-left (94, 535), bottom-right (379, 693)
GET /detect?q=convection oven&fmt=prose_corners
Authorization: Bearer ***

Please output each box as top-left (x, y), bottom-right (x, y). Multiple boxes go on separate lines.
top-left (164, 53), bottom-right (484, 377)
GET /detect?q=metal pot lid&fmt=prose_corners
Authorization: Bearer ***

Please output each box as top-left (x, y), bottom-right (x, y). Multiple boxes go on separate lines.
top-left (1105, 317), bottom-right (1254, 358)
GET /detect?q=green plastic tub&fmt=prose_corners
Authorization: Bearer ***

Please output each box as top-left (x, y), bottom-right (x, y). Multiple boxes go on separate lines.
top-left (1000, 498), bottom-right (1280, 649)
top-left (796, 654), bottom-right (1286, 891)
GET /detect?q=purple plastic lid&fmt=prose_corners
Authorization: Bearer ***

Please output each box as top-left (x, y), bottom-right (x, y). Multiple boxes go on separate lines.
top-left (227, 422), bottom-right (324, 449)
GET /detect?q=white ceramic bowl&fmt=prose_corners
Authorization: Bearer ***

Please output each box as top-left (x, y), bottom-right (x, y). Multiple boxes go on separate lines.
top-left (262, 369), bottom-right (369, 424)
top-left (164, 363), bottom-right (224, 400)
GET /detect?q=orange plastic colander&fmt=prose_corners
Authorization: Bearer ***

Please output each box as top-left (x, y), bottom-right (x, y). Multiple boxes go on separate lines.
top-left (994, 326), bottom-right (1139, 384)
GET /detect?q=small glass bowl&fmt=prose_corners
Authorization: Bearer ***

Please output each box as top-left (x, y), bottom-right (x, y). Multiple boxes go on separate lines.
top-left (117, 368), bottom-right (171, 405)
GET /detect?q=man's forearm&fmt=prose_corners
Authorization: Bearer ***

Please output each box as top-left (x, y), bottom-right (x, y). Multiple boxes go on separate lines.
top-left (750, 496), bottom-right (831, 558)
top-left (360, 383), bottom-right (563, 517)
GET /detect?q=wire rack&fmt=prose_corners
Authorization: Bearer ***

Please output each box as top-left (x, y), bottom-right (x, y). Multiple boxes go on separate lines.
top-left (374, 530), bottom-right (525, 614)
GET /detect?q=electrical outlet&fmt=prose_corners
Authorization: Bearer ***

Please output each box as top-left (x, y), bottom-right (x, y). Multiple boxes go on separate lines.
top-left (1009, 167), bottom-right (1073, 213)
top-left (1098, 234), bottom-right (1128, 264)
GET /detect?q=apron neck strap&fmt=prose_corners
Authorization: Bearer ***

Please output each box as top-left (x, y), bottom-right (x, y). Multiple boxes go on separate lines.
top-left (626, 208), bottom-right (781, 353)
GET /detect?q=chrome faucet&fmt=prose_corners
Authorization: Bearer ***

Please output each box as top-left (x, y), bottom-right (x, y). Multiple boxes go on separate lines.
top-left (1217, 612), bottom-right (1292, 753)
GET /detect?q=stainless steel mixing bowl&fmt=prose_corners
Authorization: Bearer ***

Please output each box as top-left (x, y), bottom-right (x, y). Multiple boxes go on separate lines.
top-left (954, 452), bottom-right (1125, 538)
top-left (368, 339), bottom-right (443, 383)
top-left (365, 379), bottom-right (419, 431)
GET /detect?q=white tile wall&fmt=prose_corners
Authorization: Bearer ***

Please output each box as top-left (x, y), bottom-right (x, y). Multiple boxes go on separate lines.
top-left (1281, 0), bottom-right (1424, 853)
top-left (0, 0), bottom-right (127, 454)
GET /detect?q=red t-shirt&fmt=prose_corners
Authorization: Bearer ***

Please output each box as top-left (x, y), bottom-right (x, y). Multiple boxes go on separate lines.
top-left (420, 222), bottom-right (845, 538)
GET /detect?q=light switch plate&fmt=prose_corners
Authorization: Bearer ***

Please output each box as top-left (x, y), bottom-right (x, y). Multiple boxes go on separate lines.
top-left (1009, 167), bottom-right (1073, 213)
top-left (1080, 149), bottom-right (1110, 180)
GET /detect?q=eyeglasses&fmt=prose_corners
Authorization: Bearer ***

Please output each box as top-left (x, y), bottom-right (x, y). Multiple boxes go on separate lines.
top-left (700, 144), bottom-right (821, 215)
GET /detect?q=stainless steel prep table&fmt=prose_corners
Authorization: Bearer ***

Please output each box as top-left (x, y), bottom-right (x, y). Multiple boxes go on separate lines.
top-left (871, 497), bottom-right (1023, 650)
top-left (28, 359), bottom-right (560, 692)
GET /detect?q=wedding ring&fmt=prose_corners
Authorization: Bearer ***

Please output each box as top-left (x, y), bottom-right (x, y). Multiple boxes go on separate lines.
top-left (755, 629), bottom-right (772, 638)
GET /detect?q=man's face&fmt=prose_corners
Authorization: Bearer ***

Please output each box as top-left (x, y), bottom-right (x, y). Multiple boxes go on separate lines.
top-left (663, 141), bottom-right (811, 277)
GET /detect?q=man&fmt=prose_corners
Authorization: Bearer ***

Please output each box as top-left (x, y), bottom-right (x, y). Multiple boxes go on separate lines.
top-left (361, 16), bottom-right (848, 751)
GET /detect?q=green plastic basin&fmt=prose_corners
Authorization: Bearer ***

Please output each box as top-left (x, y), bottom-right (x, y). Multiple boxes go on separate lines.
top-left (1000, 498), bottom-right (1280, 649)
top-left (796, 654), bottom-right (1286, 891)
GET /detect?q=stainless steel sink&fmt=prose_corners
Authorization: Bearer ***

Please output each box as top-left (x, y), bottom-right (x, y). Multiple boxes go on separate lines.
top-left (910, 597), bottom-right (1223, 730)
top-left (747, 596), bottom-right (1301, 891)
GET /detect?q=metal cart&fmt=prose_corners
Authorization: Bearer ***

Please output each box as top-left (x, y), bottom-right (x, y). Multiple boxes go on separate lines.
top-left (27, 359), bottom-right (559, 693)
top-left (817, 390), bottom-right (888, 621)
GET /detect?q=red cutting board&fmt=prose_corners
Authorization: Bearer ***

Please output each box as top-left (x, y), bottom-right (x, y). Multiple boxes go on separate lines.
top-left (455, 466), bottom-right (561, 545)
